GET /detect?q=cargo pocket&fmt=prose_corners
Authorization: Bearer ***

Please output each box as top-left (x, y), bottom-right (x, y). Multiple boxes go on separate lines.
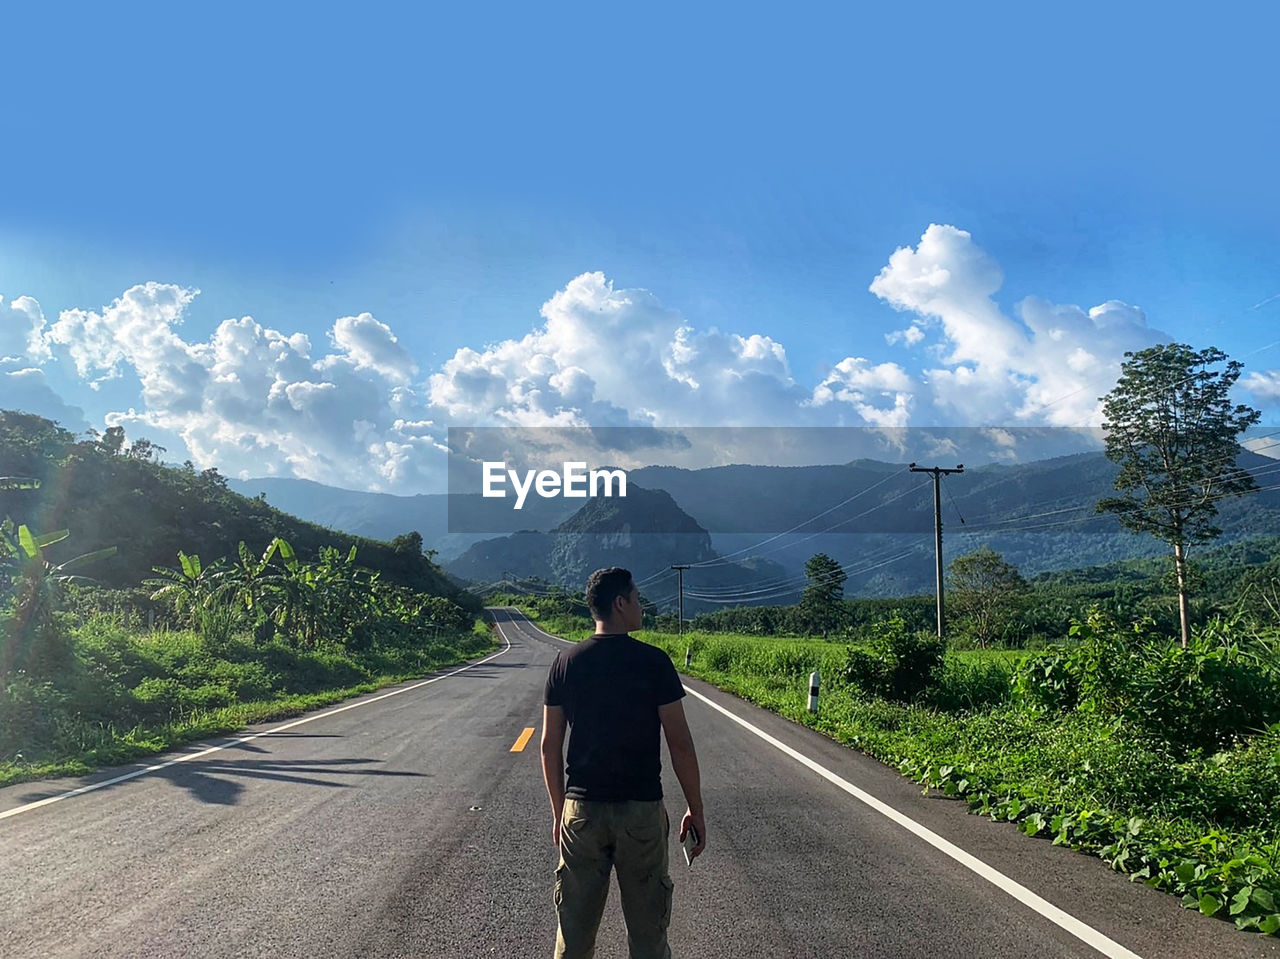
top-left (553, 863), bottom-right (567, 909)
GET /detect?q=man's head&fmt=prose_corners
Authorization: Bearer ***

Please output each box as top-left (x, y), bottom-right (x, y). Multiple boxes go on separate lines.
top-left (585, 567), bottom-right (642, 633)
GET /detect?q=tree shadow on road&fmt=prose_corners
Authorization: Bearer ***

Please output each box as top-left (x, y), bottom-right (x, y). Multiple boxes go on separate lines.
top-left (16, 754), bottom-right (428, 808)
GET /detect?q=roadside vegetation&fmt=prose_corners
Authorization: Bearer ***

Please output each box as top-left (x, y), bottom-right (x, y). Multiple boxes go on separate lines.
top-left (505, 591), bottom-right (1280, 937)
top-left (1, 411), bottom-right (492, 789)
top-left (0, 526), bottom-right (491, 788)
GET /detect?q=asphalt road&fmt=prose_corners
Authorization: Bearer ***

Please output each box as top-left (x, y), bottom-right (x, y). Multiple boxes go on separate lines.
top-left (2, 608), bottom-right (1278, 958)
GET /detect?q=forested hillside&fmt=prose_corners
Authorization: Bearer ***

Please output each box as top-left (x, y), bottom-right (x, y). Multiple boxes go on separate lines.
top-left (0, 411), bottom-right (472, 607)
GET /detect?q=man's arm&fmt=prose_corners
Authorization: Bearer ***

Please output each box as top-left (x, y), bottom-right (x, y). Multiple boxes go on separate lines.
top-left (540, 704), bottom-right (567, 847)
top-left (658, 699), bottom-right (706, 859)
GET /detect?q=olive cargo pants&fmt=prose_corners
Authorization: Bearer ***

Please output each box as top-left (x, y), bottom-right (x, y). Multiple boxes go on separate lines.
top-left (554, 798), bottom-right (674, 959)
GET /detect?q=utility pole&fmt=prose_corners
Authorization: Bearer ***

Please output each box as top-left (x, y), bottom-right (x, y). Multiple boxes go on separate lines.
top-left (908, 463), bottom-right (964, 638)
top-left (670, 565), bottom-right (690, 642)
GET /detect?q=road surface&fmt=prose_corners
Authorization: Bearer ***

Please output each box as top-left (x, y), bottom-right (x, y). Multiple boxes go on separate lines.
top-left (2, 608), bottom-right (1277, 958)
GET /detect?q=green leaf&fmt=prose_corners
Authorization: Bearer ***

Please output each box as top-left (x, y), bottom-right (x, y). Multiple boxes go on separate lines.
top-left (32, 528), bottom-right (70, 549)
top-left (53, 546), bottom-right (118, 573)
top-left (1199, 894), bottom-right (1222, 917)
top-left (1253, 889), bottom-right (1277, 913)
top-left (1258, 914), bottom-right (1280, 935)
top-left (1229, 887), bottom-right (1251, 915)
top-left (17, 524), bottom-right (38, 558)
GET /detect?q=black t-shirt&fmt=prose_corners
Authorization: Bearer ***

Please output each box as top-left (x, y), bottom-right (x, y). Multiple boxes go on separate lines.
top-left (544, 633), bottom-right (685, 802)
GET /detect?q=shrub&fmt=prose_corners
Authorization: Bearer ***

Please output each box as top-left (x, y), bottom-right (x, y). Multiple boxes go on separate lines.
top-left (0, 672), bottom-right (69, 758)
top-left (843, 647), bottom-right (888, 698)
top-left (844, 617), bottom-right (946, 703)
top-left (1014, 617), bottom-right (1280, 755)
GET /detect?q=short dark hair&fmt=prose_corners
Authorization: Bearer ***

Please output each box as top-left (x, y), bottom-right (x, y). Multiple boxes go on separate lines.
top-left (585, 567), bottom-right (634, 620)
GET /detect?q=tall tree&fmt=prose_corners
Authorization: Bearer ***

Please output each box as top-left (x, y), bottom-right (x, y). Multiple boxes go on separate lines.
top-left (948, 547), bottom-right (1027, 648)
top-left (801, 553), bottom-right (847, 637)
top-left (1096, 343), bottom-right (1260, 646)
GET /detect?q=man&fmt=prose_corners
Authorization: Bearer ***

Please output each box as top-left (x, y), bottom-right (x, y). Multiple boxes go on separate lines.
top-left (541, 567), bottom-right (706, 959)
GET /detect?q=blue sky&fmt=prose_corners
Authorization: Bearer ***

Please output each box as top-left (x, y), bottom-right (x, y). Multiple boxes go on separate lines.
top-left (3, 3), bottom-right (1279, 492)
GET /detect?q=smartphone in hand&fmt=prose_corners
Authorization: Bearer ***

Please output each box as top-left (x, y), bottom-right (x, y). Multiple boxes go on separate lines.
top-left (682, 825), bottom-right (699, 866)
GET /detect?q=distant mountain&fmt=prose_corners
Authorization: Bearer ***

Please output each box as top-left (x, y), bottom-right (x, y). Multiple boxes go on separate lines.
top-left (228, 450), bottom-right (1280, 599)
top-left (444, 485), bottom-right (790, 610)
top-left (226, 477), bottom-right (576, 561)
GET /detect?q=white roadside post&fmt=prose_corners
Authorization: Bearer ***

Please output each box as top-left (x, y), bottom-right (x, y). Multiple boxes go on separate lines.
top-left (808, 671), bottom-right (820, 712)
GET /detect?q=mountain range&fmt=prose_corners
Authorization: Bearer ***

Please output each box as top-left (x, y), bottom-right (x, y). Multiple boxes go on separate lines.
top-left (228, 450), bottom-right (1280, 606)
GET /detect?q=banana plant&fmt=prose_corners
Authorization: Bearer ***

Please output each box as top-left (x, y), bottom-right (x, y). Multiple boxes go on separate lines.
top-left (215, 539), bottom-right (283, 614)
top-left (143, 551), bottom-right (226, 626)
top-left (1, 518), bottom-right (117, 636)
top-left (264, 538), bottom-right (324, 647)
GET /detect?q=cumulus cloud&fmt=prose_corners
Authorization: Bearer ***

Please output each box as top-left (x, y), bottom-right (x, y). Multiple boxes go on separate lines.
top-left (866, 224), bottom-right (1169, 427)
top-left (1, 295), bottom-right (51, 364)
top-left (28, 226), bottom-right (1217, 493)
top-left (39, 285), bottom-right (444, 492)
top-left (885, 325), bottom-right (924, 347)
top-left (1244, 370), bottom-right (1280, 404)
top-left (809, 357), bottom-right (915, 427)
top-left (45, 283), bottom-right (205, 406)
top-left (323, 313), bottom-right (417, 385)
top-left (428, 271), bottom-right (810, 428)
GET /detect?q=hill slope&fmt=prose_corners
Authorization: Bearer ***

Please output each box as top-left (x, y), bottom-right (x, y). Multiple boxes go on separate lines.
top-left (0, 411), bottom-right (473, 605)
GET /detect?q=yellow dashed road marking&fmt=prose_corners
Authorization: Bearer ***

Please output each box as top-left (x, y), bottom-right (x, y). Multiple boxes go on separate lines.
top-left (510, 726), bottom-right (536, 752)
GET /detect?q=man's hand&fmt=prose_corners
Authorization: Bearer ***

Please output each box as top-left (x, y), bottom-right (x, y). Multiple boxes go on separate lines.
top-left (660, 700), bottom-right (705, 861)
top-left (679, 808), bottom-right (706, 860)
top-left (553, 816), bottom-right (562, 848)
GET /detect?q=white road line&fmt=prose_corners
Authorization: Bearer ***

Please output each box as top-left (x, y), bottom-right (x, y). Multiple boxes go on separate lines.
top-left (0, 630), bottom-right (513, 823)
top-left (505, 609), bottom-right (1144, 959)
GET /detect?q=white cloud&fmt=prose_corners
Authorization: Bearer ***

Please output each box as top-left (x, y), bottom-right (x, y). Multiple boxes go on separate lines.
top-left (1244, 369), bottom-right (1280, 403)
top-left (39, 286), bottom-right (445, 492)
top-left (885, 325), bottom-right (925, 347)
top-left (867, 224), bottom-right (1169, 426)
top-left (45, 283), bottom-right (205, 406)
top-left (809, 357), bottom-right (915, 427)
top-left (323, 312), bottom-right (418, 385)
top-left (1, 295), bottom-right (51, 364)
top-left (428, 271), bottom-right (809, 428)
top-left (27, 226), bottom-right (1214, 493)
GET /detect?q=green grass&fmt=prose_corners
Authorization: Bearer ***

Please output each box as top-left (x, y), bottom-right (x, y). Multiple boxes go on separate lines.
top-left (0, 617), bottom-right (497, 789)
